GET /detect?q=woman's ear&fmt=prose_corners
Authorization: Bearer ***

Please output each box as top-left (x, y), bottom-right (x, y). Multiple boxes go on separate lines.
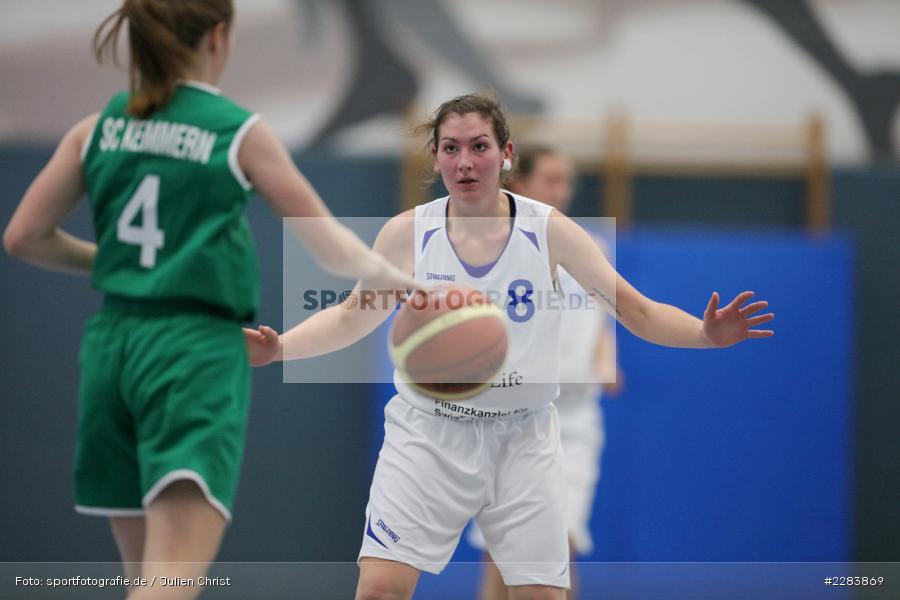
top-left (208, 22), bottom-right (229, 53)
top-left (502, 140), bottom-right (514, 172)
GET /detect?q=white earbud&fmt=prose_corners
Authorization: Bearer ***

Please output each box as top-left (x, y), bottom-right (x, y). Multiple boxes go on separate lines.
top-left (501, 158), bottom-right (512, 172)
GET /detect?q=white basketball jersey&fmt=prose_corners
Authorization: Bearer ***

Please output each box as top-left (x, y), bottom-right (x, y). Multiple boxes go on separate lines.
top-left (393, 192), bottom-right (562, 419)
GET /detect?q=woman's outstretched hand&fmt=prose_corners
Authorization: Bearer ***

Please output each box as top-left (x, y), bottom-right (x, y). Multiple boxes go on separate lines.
top-left (702, 291), bottom-right (774, 348)
top-left (244, 325), bottom-right (281, 366)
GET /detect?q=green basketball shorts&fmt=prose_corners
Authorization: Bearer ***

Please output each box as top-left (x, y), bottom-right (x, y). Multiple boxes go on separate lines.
top-left (74, 303), bottom-right (250, 521)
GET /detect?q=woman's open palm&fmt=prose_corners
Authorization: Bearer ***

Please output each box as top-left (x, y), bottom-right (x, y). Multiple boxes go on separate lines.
top-left (702, 291), bottom-right (774, 348)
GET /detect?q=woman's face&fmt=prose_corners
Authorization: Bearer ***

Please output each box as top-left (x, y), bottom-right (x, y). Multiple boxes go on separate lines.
top-left (433, 112), bottom-right (511, 204)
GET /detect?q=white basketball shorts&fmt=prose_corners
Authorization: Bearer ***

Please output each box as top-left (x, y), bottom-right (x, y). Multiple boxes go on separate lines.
top-left (359, 395), bottom-right (570, 588)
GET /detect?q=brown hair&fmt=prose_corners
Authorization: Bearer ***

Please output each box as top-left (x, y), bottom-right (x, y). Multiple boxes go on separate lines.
top-left (418, 94), bottom-right (511, 151)
top-left (93, 0), bottom-right (234, 118)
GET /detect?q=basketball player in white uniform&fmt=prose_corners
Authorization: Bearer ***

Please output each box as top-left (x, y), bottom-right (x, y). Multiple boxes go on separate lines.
top-left (245, 94), bottom-right (774, 600)
top-left (466, 147), bottom-right (622, 600)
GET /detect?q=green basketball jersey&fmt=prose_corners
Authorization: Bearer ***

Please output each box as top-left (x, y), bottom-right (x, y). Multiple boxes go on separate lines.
top-left (82, 81), bottom-right (261, 321)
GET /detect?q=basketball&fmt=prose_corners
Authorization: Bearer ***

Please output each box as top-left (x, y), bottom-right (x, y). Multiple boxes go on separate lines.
top-left (389, 284), bottom-right (508, 401)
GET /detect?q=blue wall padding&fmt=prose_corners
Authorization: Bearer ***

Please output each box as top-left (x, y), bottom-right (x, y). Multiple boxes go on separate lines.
top-left (368, 230), bottom-right (853, 565)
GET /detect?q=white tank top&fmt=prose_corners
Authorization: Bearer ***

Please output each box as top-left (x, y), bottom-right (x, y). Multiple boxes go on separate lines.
top-left (393, 192), bottom-right (561, 420)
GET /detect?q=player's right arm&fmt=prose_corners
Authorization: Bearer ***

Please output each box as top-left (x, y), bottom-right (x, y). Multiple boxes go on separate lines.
top-left (238, 119), bottom-right (417, 292)
top-left (245, 211), bottom-right (415, 366)
top-left (3, 114), bottom-right (99, 274)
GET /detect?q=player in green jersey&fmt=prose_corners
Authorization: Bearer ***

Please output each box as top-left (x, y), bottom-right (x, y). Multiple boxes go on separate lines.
top-left (3, 1), bottom-right (415, 598)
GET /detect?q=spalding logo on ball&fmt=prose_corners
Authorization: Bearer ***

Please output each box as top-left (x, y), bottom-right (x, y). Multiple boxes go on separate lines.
top-left (389, 284), bottom-right (508, 401)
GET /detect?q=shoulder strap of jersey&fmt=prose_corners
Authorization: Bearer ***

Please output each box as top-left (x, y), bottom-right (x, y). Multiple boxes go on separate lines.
top-left (414, 196), bottom-right (448, 262)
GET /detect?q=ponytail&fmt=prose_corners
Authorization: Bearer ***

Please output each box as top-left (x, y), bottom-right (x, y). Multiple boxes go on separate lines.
top-left (93, 0), bottom-right (234, 118)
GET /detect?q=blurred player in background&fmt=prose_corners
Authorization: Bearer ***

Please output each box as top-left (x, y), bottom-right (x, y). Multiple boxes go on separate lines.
top-left (246, 93), bottom-right (774, 600)
top-left (3, 1), bottom-right (412, 598)
top-left (467, 146), bottom-right (623, 600)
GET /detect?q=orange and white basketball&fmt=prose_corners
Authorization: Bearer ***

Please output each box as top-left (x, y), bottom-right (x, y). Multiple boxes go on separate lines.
top-left (389, 284), bottom-right (508, 401)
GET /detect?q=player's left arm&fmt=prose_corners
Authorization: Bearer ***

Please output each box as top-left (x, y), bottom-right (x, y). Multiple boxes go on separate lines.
top-left (547, 210), bottom-right (774, 349)
top-left (3, 114), bottom-right (99, 275)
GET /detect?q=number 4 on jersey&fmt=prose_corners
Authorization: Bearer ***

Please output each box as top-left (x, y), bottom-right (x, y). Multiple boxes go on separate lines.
top-left (117, 174), bottom-right (165, 268)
